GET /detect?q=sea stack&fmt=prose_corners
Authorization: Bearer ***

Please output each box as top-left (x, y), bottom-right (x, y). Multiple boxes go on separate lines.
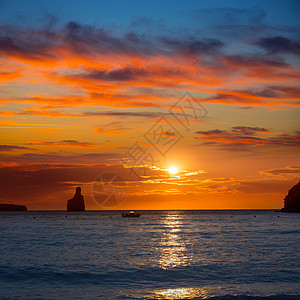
top-left (67, 187), bottom-right (85, 212)
top-left (281, 180), bottom-right (300, 213)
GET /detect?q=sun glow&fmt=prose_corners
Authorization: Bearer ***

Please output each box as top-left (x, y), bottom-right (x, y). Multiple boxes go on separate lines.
top-left (168, 166), bottom-right (178, 174)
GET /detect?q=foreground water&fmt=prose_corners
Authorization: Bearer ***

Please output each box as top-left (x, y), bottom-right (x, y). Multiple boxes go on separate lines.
top-left (0, 210), bottom-right (299, 299)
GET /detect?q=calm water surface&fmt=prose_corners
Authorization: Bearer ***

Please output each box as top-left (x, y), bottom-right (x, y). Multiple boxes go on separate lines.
top-left (0, 210), bottom-right (299, 299)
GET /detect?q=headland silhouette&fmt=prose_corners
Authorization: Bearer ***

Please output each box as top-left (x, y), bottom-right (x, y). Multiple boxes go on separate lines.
top-left (281, 180), bottom-right (300, 213)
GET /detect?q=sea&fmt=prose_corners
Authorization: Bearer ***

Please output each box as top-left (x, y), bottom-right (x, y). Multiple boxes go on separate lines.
top-left (0, 210), bottom-right (299, 299)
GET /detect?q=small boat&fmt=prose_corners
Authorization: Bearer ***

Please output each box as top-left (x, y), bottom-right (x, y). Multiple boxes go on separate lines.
top-left (122, 211), bottom-right (141, 218)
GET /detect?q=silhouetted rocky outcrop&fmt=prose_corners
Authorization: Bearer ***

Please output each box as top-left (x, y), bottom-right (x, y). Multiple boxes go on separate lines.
top-left (67, 187), bottom-right (85, 212)
top-left (281, 180), bottom-right (300, 213)
top-left (0, 204), bottom-right (27, 211)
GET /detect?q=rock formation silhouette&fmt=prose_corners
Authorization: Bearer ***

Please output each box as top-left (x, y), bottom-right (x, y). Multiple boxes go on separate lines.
top-left (281, 180), bottom-right (300, 213)
top-left (67, 187), bottom-right (85, 212)
top-left (0, 204), bottom-right (27, 211)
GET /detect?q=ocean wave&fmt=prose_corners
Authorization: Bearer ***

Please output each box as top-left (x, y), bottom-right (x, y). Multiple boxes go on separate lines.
top-left (1, 264), bottom-right (299, 287)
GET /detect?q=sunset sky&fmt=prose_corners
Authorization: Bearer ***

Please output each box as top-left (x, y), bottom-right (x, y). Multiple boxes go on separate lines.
top-left (0, 0), bottom-right (299, 210)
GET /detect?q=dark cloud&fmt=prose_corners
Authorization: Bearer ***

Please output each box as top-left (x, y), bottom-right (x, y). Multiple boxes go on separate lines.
top-left (238, 106), bottom-right (255, 110)
top-left (269, 133), bottom-right (300, 146)
top-left (83, 110), bottom-right (173, 118)
top-left (223, 54), bottom-right (288, 68)
top-left (0, 23), bottom-right (146, 61)
top-left (261, 166), bottom-right (300, 176)
top-left (232, 126), bottom-right (270, 135)
top-left (1, 21), bottom-right (222, 61)
top-left (0, 20), bottom-right (245, 63)
top-left (272, 86), bottom-right (300, 98)
top-left (257, 36), bottom-right (300, 55)
top-left (26, 140), bottom-right (96, 148)
top-left (61, 140), bottom-right (90, 145)
top-left (196, 127), bottom-right (300, 150)
top-left (0, 34), bottom-right (55, 60)
top-left (238, 86), bottom-right (300, 99)
top-left (80, 66), bottom-right (186, 82)
top-left (61, 21), bottom-right (148, 56)
top-left (205, 84), bottom-right (300, 106)
top-left (197, 129), bottom-right (225, 136)
top-left (0, 152), bottom-right (120, 164)
top-left (0, 145), bottom-right (34, 151)
top-left (159, 37), bottom-right (223, 55)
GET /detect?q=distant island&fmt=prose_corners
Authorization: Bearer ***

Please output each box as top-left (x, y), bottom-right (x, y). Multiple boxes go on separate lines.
top-left (281, 180), bottom-right (300, 213)
top-left (67, 187), bottom-right (85, 212)
top-left (0, 204), bottom-right (27, 211)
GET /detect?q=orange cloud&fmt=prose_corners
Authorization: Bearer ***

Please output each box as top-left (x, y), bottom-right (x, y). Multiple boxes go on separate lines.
top-left (1, 23), bottom-right (299, 112)
top-left (0, 71), bottom-right (23, 83)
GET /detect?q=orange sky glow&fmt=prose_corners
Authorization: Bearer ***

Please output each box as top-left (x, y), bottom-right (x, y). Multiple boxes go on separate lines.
top-left (0, 3), bottom-right (299, 210)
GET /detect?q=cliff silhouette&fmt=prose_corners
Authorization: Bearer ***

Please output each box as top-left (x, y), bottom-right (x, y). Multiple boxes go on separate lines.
top-left (281, 180), bottom-right (300, 213)
top-left (67, 187), bottom-right (85, 212)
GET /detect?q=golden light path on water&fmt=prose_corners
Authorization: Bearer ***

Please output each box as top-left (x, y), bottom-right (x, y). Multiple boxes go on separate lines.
top-left (158, 213), bottom-right (191, 269)
top-left (131, 213), bottom-right (211, 299)
top-left (129, 287), bottom-right (213, 299)
top-left (153, 287), bottom-right (210, 299)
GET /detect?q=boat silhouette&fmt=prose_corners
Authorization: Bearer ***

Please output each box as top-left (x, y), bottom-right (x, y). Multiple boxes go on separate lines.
top-left (122, 211), bottom-right (141, 218)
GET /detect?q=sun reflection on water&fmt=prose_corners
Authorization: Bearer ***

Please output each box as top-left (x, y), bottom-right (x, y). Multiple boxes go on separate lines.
top-left (127, 287), bottom-right (211, 299)
top-left (158, 213), bottom-right (192, 269)
top-left (153, 287), bottom-right (209, 299)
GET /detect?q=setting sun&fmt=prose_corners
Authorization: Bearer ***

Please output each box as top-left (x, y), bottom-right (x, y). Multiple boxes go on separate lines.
top-left (168, 166), bottom-right (178, 174)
